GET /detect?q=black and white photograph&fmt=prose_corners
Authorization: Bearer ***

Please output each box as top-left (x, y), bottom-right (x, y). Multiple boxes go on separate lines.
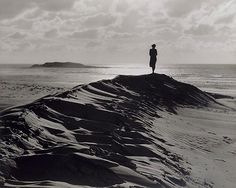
top-left (0, 0), bottom-right (236, 187)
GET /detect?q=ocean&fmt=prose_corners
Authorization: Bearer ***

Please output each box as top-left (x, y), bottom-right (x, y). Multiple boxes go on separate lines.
top-left (0, 64), bottom-right (236, 110)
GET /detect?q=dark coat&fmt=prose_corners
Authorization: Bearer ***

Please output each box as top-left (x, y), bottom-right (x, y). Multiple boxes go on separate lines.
top-left (149, 48), bottom-right (157, 67)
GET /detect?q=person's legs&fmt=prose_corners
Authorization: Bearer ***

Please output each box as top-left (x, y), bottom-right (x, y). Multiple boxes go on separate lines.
top-left (152, 65), bottom-right (155, 74)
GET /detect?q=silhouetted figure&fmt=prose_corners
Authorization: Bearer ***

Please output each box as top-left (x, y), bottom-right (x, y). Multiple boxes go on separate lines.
top-left (149, 44), bottom-right (158, 74)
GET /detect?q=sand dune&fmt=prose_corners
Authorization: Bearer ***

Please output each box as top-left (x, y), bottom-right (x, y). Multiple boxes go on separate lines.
top-left (0, 74), bottom-right (235, 188)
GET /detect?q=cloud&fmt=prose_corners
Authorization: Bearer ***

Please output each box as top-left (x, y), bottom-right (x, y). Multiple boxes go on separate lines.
top-left (0, 0), bottom-right (235, 64)
top-left (0, 40), bottom-right (15, 51)
top-left (114, 10), bottom-right (142, 33)
top-left (165, 0), bottom-right (204, 17)
top-left (86, 41), bottom-right (101, 48)
top-left (107, 31), bottom-right (135, 39)
top-left (0, 0), bottom-right (32, 20)
top-left (35, 0), bottom-right (76, 12)
top-left (185, 24), bottom-right (215, 36)
top-left (70, 29), bottom-right (99, 39)
top-left (113, 0), bottom-right (129, 13)
top-left (31, 16), bottom-right (64, 34)
top-left (11, 19), bottom-right (34, 30)
top-left (215, 14), bottom-right (235, 24)
top-left (44, 29), bottom-right (59, 38)
top-left (82, 13), bottom-right (117, 28)
top-left (14, 41), bottom-right (33, 51)
top-left (0, 0), bottom-right (76, 20)
top-left (8, 32), bottom-right (27, 39)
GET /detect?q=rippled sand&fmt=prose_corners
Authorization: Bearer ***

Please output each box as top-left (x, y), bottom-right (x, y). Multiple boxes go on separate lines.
top-left (1, 74), bottom-right (235, 188)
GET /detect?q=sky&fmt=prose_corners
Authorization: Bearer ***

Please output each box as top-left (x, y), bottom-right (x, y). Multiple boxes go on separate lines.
top-left (0, 0), bottom-right (235, 65)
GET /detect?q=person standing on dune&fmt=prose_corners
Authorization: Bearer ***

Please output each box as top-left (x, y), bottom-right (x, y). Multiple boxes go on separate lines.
top-left (149, 44), bottom-right (158, 74)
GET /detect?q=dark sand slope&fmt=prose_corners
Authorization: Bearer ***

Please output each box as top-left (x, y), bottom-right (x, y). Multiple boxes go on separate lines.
top-left (0, 74), bottom-right (235, 188)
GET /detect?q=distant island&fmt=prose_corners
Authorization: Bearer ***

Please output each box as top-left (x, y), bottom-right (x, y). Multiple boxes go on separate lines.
top-left (31, 62), bottom-right (98, 68)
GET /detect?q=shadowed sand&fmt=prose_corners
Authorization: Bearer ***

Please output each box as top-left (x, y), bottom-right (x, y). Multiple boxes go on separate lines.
top-left (0, 74), bottom-right (235, 188)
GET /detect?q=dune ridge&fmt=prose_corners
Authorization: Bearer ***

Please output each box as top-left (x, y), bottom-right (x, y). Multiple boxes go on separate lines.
top-left (0, 74), bottom-right (233, 188)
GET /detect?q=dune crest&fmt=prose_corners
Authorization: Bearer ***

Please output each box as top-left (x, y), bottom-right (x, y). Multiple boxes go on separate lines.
top-left (0, 74), bottom-right (235, 188)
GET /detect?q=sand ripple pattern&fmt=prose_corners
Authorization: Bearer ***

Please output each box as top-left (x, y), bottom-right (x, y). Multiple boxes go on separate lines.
top-left (0, 74), bottom-right (217, 188)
